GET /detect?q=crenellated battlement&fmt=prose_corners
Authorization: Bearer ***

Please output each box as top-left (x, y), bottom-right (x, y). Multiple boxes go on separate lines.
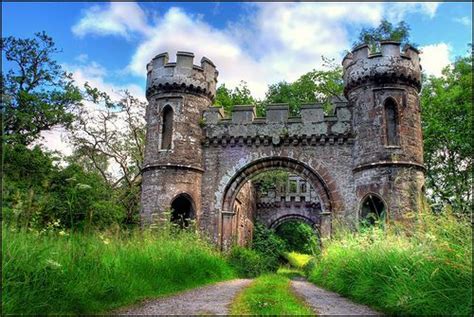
top-left (342, 41), bottom-right (422, 95)
top-left (202, 99), bottom-right (353, 147)
top-left (146, 51), bottom-right (218, 100)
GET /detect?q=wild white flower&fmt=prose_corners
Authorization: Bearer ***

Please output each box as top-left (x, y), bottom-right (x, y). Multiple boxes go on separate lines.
top-left (46, 259), bottom-right (62, 268)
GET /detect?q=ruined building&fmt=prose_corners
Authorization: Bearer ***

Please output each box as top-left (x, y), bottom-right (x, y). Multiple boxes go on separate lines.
top-left (140, 42), bottom-right (425, 248)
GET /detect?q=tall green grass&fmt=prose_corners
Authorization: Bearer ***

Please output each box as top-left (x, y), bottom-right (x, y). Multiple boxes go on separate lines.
top-left (2, 226), bottom-right (235, 314)
top-left (308, 209), bottom-right (472, 315)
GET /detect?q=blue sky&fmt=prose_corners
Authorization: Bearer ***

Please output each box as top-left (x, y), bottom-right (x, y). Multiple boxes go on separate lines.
top-left (3, 2), bottom-right (472, 101)
top-left (2, 2), bottom-right (471, 158)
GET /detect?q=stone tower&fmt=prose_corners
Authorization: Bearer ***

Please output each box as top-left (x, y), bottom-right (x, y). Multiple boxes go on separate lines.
top-left (342, 41), bottom-right (425, 221)
top-left (140, 51), bottom-right (218, 224)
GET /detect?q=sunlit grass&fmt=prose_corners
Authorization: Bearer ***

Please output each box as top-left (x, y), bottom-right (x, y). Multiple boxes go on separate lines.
top-left (2, 226), bottom-right (235, 315)
top-left (308, 209), bottom-right (472, 315)
top-left (285, 251), bottom-right (313, 269)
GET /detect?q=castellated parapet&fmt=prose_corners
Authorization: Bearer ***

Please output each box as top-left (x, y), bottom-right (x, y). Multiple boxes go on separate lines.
top-left (146, 51), bottom-right (218, 100)
top-left (202, 99), bottom-right (353, 147)
top-left (342, 41), bottom-right (421, 96)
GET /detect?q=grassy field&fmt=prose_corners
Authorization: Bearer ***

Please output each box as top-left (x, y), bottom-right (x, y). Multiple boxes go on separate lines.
top-left (2, 226), bottom-right (235, 315)
top-left (230, 273), bottom-right (314, 315)
top-left (307, 210), bottom-right (472, 315)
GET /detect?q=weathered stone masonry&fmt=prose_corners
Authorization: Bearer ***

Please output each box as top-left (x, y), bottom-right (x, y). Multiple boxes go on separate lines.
top-left (141, 41), bottom-right (425, 249)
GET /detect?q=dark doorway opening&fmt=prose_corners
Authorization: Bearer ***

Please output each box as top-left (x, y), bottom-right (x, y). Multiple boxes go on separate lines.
top-left (170, 194), bottom-right (194, 228)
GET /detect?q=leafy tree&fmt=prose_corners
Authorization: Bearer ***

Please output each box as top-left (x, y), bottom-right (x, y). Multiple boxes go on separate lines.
top-left (1, 31), bottom-right (82, 145)
top-left (421, 48), bottom-right (473, 214)
top-left (264, 57), bottom-right (343, 116)
top-left (252, 169), bottom-right (289, 193)
top-left (69, 89), bottom-right (146, 225)
top-left (354, 19), bottom-right (413, 52)
top-left (214, 81), bottom-right (257, 116)
top-left (2, 143), bottom-right (123, 230)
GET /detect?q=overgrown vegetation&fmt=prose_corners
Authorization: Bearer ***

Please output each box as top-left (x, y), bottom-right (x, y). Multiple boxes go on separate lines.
top-left (354, 18), bottom-right (413, 52)
top-left (229, 221), bottom-right (320, 278)
top-left (230, 274), bottom-right (314, 315)
top-left (2, 224), bottom-right (235, 315)
top-left (307, 209), bottom-right (472, 315)
top-left (275, 220), bottom-right (320, 255)
top-left (228, 223), bottom-right (286, 277)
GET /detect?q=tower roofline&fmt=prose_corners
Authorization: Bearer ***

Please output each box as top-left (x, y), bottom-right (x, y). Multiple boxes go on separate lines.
top-left (146, 51), bottom-right (218, 100)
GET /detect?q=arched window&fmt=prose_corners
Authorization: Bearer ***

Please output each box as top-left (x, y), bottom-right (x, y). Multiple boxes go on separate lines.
top-left (384, 98), bottom-right (399, 146)
top-left (360, 194), bottom-right (386, 226)
top-left (170, 194), bottom-right (195, 228)
top-left (161, 105), bottom-right (173, 150)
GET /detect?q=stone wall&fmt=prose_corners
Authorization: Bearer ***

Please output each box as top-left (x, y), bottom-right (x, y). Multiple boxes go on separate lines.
top-left (232, 181), bottom-right (256, 246)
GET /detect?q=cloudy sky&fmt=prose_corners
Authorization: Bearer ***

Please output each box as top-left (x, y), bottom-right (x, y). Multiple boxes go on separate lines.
top-left (2, 2), bottom-right (472, 154)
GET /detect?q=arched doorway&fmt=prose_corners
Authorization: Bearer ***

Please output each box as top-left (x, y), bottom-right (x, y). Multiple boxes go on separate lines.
top-left (219, 156), bottom-right (339, 249)
top-left (170, 193), bottom-right (195, 228)
top-left (359, 193), bottom-right (386, 226)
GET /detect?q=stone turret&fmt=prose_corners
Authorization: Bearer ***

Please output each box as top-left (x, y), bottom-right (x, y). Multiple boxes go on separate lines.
top-left (146, 51), bottom-right (218, 100)
top-left (343, 41), bottom-right (425, 221)
top-left (141, 51), bottom-right (218, 224)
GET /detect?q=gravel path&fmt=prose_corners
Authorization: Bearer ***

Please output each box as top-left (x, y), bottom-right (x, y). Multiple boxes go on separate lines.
top-left (291, 278), bottom-right (381, 316)
top-left (115, 279), bottom-right (252, 315)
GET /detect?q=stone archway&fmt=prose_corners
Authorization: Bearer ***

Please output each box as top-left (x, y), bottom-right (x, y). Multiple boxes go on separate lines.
top-left (269, 214), bottom-right (318, 230)
top-left (219, 156), bottom-right (336, 249)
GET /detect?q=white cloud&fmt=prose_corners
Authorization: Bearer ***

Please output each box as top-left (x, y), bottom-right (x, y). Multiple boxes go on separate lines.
top-left (64, 59), bottom-right (145, 102)
top-left (125, 3), bottom-right (384, 98)
top-left (37, 127), bottom-right (73, 159)
top-left (420, 43), bottom-right (451, 77)
top-left (72, 2), bottom-right (151, 39)
top-left (385, 2), bottom-right (441, 21)
top-left (454, 16), bottom-right (471, 27)
top-left (71, 2), bottom-right (449, 98)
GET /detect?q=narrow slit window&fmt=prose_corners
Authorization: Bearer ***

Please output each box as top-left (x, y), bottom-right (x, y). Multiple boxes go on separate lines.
top-left (161, 106), bottom-right (173, 150)
top-left (384, 98), bottom-right (399, 146)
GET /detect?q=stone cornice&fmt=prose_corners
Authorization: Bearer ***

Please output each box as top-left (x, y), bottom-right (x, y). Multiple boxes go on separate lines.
top-left (352, 160), bottom-right (426, 173)
top-left (141, 163), bottom-right (205, 174)
top-left (203, 133), bottom-right (354, 148)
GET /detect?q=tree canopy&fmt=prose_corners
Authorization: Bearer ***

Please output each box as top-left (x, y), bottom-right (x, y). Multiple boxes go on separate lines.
top-left (2, 31), bottom-right (83, 146)
top-left (354, 19), bottom-right (413, 52)
top-left (420, 47), bottom-right (473, 214)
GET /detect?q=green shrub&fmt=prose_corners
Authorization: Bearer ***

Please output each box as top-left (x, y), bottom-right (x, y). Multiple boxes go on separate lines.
top-left (228, 246), bottom-right (267, 278)
top-left (2, 226), bottom-right (235, 314)
top-left (251, 223), bottom-right (287, 271)
top-left (308, 209), bottom-right (472, 315)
